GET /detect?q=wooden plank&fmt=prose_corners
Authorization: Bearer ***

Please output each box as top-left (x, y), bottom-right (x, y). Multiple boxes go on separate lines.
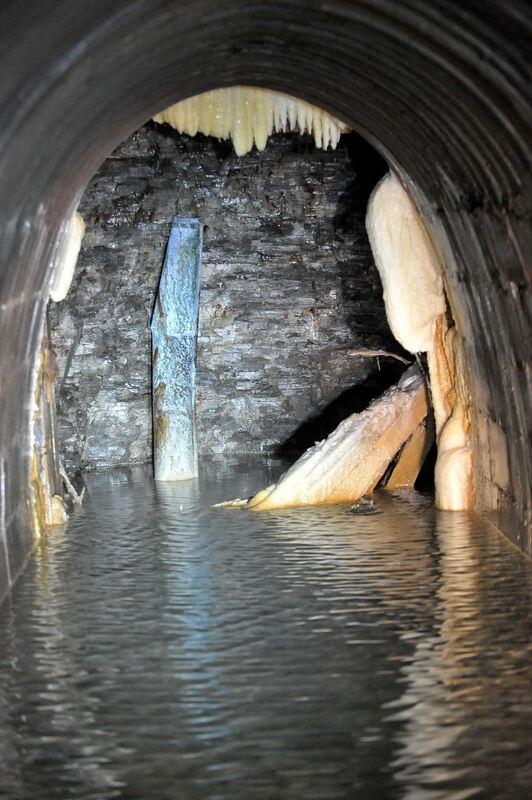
top-left (383, 417), bottom-right (434, 489)
top-left (151, 216), bottom-right (202, 481)
top-left (245, 365), bottom-right (429, 511)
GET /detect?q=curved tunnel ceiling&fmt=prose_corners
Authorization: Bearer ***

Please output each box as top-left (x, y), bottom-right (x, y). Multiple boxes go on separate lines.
top-left (0, 0), bottom-right (530, 588)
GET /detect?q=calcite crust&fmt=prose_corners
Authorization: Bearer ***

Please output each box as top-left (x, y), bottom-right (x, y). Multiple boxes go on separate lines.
top-left (247, 366), bottom-right (429, 511)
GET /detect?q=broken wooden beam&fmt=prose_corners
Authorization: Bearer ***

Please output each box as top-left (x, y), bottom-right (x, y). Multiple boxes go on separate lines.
top-left (151, 216), bottom-right (202, 481)
top-left (240, 365), bottom-right (429, 511)
top-left (383, 417), bottom-right (434, 490)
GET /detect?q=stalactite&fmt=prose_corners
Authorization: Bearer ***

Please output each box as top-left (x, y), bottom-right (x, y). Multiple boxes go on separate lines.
top-left (434, 327), bottom-right (474, 510)
top-left (29, 324), bottom-right (68, 537)
top-left (49, 211), bottom-right (85, 302)
top-left (153, 87), bottom-right (348, 156)
top-left (366, 172), bottom-right (474, 510)
top-left (365, 173), bottom-right (446, 353)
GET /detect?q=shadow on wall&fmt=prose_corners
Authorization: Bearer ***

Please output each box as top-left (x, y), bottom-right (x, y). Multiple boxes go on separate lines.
top-left (277, 358), bottom-right (406, 459)
top-left (277, 132), bottom-right (406, 461)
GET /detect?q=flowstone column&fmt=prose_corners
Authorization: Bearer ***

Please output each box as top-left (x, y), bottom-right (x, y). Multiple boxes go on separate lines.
top-left (151, 217), bottom-right (202, 481)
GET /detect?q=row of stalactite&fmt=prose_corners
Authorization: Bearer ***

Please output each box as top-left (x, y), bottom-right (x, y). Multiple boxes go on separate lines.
top-left (153, 86), bottom-right (349, 155)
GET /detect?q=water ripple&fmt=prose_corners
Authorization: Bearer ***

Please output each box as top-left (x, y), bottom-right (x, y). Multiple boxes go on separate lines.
top-left (0, 461), bottom-right (530, 799)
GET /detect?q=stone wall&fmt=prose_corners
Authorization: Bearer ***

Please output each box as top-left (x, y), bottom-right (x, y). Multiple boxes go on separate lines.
top-left (49, 124), bottom-right (398, 473)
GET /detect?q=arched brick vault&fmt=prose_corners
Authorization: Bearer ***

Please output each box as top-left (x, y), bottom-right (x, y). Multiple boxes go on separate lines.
top-left (0, 0), bottom-right (530, 590)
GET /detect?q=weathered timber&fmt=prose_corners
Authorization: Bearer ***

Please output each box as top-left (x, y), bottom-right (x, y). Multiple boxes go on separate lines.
top-left (244, 365), bottom-right (428, 510)
top-left (151, 217), bottom-right (202, 481)
top-left (30, 319), bottom-right (67, 532)
top-left (383, 417), bottom-right (434, 489)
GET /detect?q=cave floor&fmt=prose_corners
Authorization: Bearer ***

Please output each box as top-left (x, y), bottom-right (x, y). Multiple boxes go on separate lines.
top-left (0, 459), bottom-right (531, 800)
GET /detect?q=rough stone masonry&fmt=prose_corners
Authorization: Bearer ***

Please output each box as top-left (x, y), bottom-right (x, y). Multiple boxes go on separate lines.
top-left (48, 123), bottom-right (399, 474)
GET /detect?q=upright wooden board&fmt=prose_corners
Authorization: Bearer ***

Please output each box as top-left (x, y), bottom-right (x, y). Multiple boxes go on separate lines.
top-left (151, 217), bottom-right (202, 481)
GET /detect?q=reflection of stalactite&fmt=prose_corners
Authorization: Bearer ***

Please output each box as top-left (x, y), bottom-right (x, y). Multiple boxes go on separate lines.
top-left (30, 524), bottom-right (122, 793)
top-left (154, 86), bottom-right (348, 156)
top-left (390, 511), bottom-right (532, 797)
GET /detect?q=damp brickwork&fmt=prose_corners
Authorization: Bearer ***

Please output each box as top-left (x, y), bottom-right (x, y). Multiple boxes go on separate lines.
top-left (48, 124), bottom-right (395, 473)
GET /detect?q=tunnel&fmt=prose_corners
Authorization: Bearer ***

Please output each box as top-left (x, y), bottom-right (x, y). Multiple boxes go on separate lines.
top-left (0, 1), bottom-right (530, 797)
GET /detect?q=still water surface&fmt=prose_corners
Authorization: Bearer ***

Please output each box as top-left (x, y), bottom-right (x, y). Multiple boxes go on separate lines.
top-left (0, 461), bottom-right (531, 800)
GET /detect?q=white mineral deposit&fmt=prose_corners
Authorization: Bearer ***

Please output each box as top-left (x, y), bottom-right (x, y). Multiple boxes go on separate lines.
top-left (365, 172), bottom-right (445, 354)
top-left (154, 86), bottom-right (348, 156)
top-left (49, 211), bottom-right (85, 302)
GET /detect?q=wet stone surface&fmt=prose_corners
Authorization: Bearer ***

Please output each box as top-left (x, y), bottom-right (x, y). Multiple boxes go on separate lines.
top-left (48, 126), bottom-right (394, 473)
top-left (0, 462), bottom-right (531, 800)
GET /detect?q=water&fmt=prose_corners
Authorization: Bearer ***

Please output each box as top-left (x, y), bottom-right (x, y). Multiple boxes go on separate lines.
top-left (0, 460), bottom-right (531, 800)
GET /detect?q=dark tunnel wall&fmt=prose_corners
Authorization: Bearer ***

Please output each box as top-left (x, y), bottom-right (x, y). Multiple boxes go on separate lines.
top-left (0, 0), bottom-right (530, 599)
top-left (48, 126), bottom-right (392, 473)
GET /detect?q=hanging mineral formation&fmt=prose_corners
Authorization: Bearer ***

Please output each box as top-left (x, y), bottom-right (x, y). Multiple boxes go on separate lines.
top-left (215, 173), bottom-right (474, 513)
top-left (365, 173), bottom-right (445, 353)
top-left (153, 86), bottom-right (349, 156)
top-left (49, 211), bottom-right (85, 302)
top-left (366, 172), bottom-right (474, 510)
top-left (30, 323), bottom-right (68, 535)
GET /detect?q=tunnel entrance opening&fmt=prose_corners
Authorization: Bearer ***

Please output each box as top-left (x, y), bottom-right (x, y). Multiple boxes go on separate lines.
top-left (1, 5), bottom-right (531, 792)
top-left (48, 103), bottom-right (418, 500)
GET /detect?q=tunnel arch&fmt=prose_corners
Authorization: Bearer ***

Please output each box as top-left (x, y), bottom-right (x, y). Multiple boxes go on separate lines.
top-left (0, 0), bottom-right (530, 594)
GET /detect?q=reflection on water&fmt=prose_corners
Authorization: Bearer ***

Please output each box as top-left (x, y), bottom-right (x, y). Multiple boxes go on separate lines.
top-left (0, 460), bottom-right (530, 800)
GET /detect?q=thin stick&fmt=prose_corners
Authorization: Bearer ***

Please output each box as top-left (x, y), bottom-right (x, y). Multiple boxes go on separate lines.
top-left (59, 461), bottom-right (85, 506)
top-left (347, 349), bottom-right (411, 365)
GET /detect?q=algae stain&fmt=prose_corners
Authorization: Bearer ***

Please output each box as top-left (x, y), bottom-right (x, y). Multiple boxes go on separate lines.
top-left (154, 381), bottom-right (166, 401)
top-left (154, 413), bottom-right (170, 448)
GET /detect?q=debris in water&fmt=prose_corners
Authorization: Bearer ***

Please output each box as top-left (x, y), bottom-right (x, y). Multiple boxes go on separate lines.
top-left (349, 496), bottom-right (376, 514)
top-left (216, 364), bottom-right (428, 511)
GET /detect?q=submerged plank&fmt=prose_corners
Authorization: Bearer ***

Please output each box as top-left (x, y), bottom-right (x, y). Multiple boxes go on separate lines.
top-left (246, 365), bottom-right (429, 511)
